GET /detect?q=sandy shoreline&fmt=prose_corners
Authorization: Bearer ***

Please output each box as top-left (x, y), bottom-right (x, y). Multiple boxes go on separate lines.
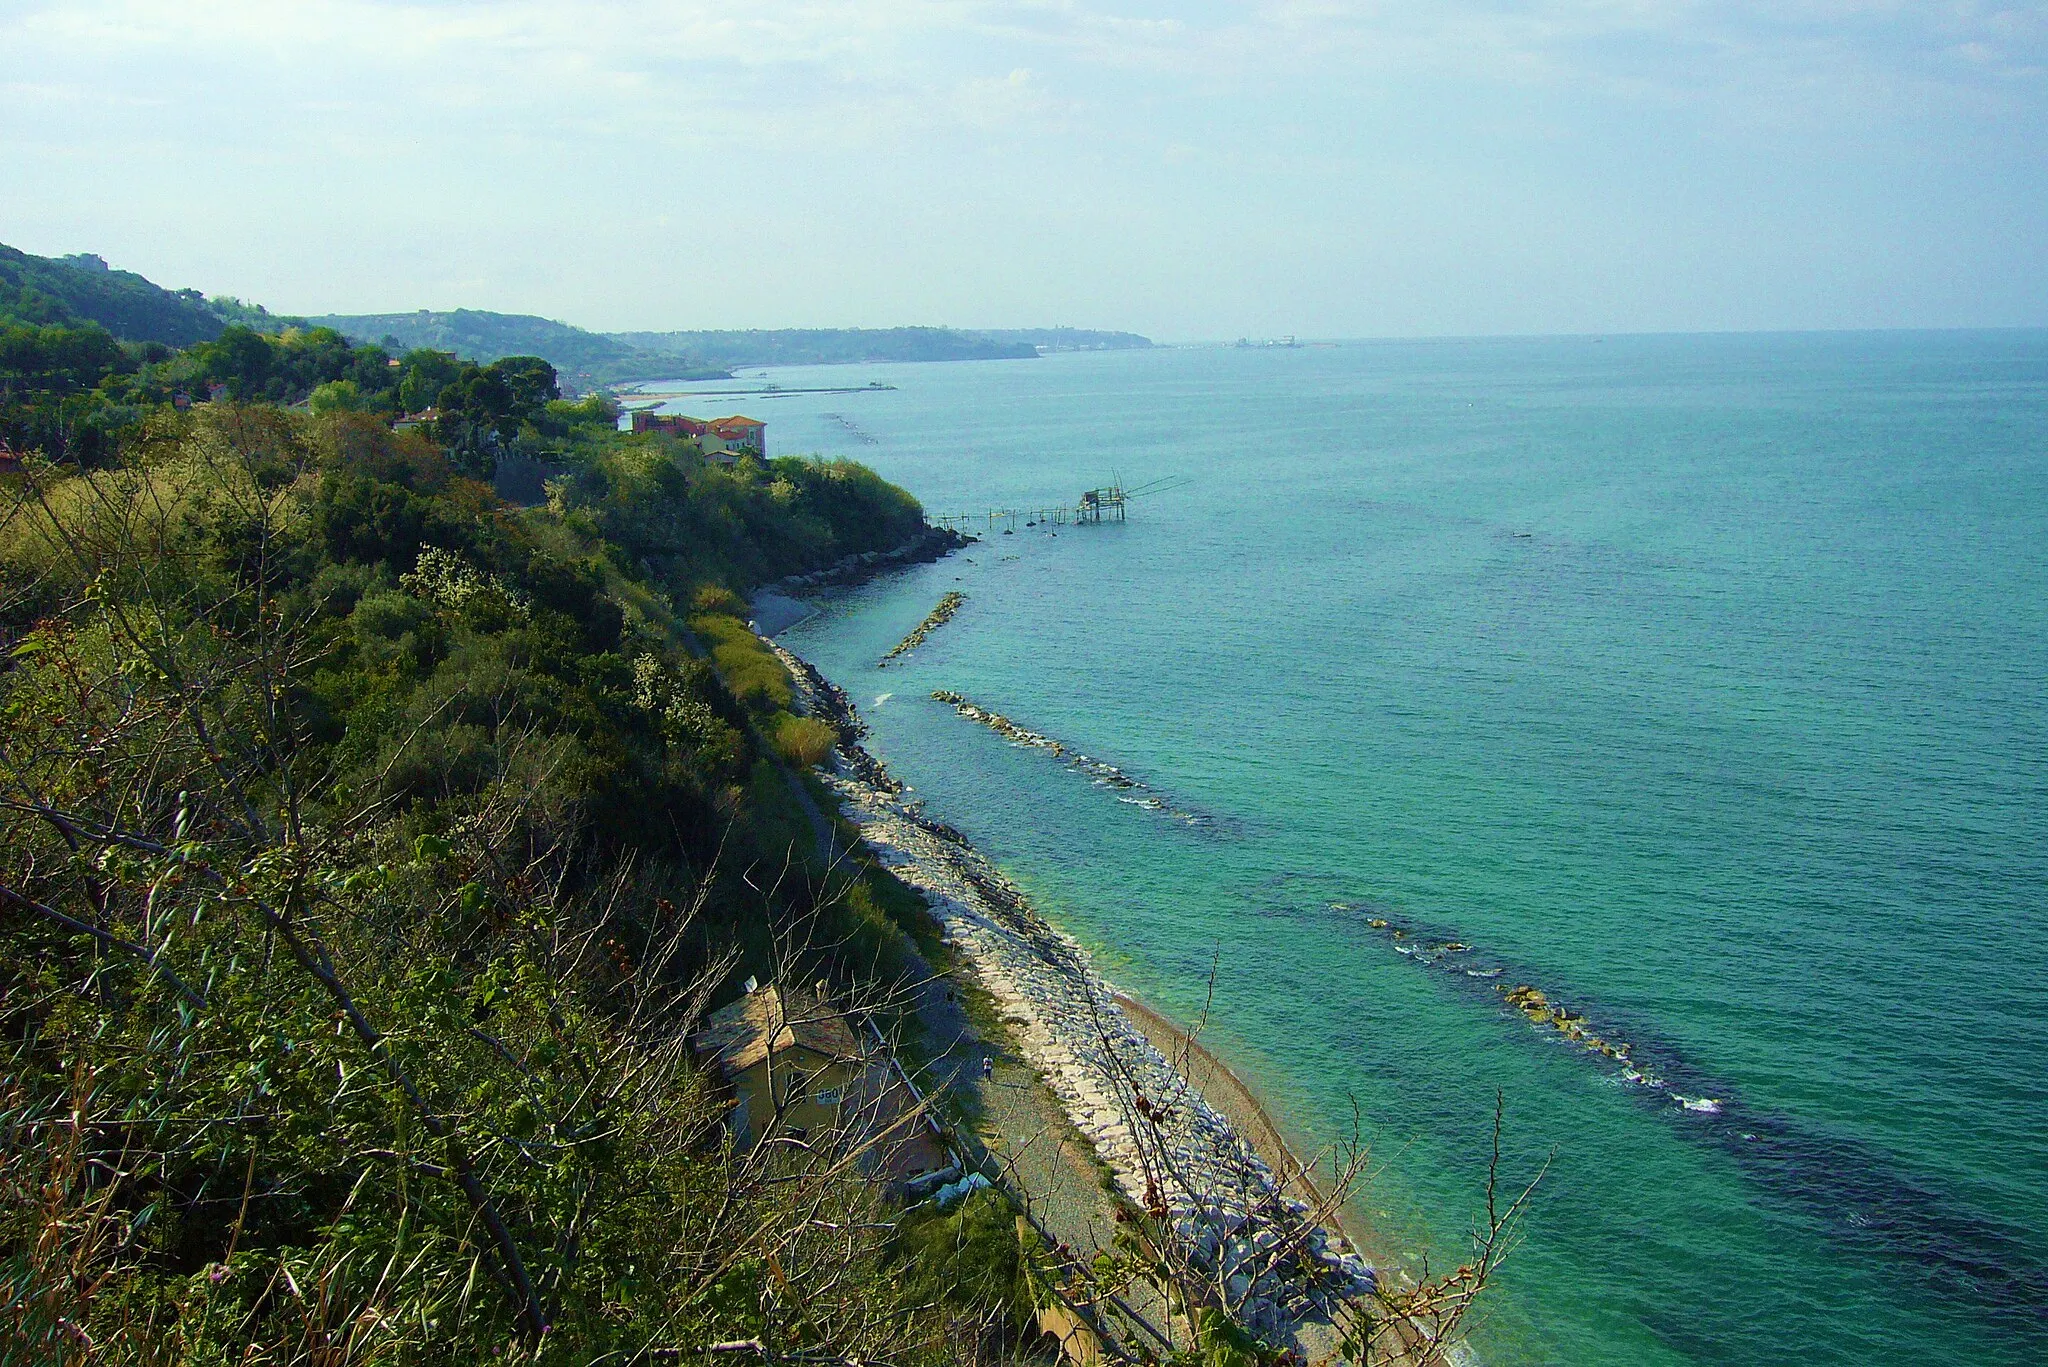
top-left (1111, 993), bottom-right (1366, 1254)
top-left (763, 633), bottom-right (1376, 1341)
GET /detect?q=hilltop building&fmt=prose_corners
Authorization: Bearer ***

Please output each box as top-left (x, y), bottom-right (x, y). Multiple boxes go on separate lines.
top-left (629, 410), bottom-right (766, 462)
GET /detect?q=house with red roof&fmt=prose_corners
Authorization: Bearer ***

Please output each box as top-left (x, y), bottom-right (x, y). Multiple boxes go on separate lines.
top-left (706, 415), bottom-right (765, 456)
top-left (629, 410), bottom-right (765, 462)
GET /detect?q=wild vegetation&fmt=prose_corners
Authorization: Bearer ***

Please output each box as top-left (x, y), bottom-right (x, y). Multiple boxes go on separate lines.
top-left (1, 271), bottom-right (1527, 1367)
top-left (0, 282), bottom-right (1031, 1364)
top-left (0, 245), bottom-right (232, 349)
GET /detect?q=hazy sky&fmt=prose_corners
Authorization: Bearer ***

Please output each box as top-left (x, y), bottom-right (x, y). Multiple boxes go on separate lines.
top-left (4, 1), bottom-right (2044, 339)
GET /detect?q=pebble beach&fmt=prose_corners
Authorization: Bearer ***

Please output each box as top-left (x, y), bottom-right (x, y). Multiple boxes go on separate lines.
top-left (765, 635), bottom-right (1376, 1338)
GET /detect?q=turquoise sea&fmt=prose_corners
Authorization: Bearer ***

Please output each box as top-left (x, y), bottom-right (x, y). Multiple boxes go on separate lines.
top-left (678, 333), bottom-right (2047, 1364)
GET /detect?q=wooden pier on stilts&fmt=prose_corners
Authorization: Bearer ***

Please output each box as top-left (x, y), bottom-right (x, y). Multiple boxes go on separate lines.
top-left (930, 476), bottom-right (1184, 536)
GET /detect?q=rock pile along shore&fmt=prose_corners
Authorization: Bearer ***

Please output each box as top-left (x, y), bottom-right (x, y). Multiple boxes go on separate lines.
top-left (762, 525), bottom-right (972, 596)
top-left (881, 592), bottom-right (967, 665)
top-left (764, 639), bottom-right (1376, 1337)
top-left (929, 690), bottom-right (1211, 825)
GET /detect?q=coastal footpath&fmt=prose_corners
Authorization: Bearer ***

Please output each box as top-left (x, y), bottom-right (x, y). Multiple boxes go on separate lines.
top-left (764, 636), bottom-right (1378, 1340)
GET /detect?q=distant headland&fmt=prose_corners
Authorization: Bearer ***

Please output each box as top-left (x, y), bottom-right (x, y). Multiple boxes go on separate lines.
top-left (312, 317), bottom-right (1153, 390)
top-left (2, 241), bottom-right (1151, 394)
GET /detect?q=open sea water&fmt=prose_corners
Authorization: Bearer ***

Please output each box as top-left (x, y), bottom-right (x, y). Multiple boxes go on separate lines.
top-left (680, 333), bottom-right (2048, 1364)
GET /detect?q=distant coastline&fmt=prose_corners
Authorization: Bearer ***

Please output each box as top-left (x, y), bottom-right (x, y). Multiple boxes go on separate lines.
top-left (617, 326), bottom-right (1153, 370)
top-left (311, 307), bottom-right (1155, 391)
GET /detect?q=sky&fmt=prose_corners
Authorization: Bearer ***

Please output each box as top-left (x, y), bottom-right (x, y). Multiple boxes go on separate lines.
top-left (3, 1), bottom-right (2045, 340)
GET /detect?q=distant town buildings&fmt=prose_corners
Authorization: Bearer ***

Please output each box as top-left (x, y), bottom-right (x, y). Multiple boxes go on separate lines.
top-left (629, 410), bottom-right (766, 462)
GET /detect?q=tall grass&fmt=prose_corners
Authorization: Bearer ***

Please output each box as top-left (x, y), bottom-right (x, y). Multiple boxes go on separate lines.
top-left (690, 610), bottom-right (793, 711)
top-left (774, 714), bottom-right (837, 767)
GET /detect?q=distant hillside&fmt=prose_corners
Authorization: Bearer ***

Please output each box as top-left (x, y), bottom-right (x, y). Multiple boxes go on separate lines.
top-left (613, 327), bottom-right (1041, 369)
top-left (312, 309), bottom-right (725, 390)
top-left (0, 245), bottom-right (229, 346)
top-left (971, 328), bottom-right (1153, 352)
top-left (0, 243), bottom-right (1149, 385)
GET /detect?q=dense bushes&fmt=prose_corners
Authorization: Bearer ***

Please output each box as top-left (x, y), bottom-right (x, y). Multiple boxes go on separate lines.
top-left (0, 387), bottom-right (989, 1364)
top-left (0, 320), bottom-right (125, 398)
top-left (548, 442), bottom-right (926, 592)
top-left (0, 251), bottom-right (1015, 1363)
top-left (0, 269), bottom-right (605, 481)
top-left (691, 609), bottom-right (794, 712)
top-left (892, 1187), bottom-right (1044, 1333)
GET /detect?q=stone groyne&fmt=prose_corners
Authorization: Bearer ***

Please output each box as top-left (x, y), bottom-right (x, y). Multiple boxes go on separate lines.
top-left (881, 592), bottom-right (967, 665)
top-left (930, 690), bottom-right (1216, 828)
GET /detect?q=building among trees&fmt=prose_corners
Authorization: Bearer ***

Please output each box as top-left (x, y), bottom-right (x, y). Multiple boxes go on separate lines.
top-left (630, 409), bottom-right (766, 461)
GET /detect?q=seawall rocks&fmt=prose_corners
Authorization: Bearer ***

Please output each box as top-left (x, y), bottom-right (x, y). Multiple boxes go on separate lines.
top-left (881, 592), bottom-right (967, 665)
top-left (764, 524), bottom-right (973, 597)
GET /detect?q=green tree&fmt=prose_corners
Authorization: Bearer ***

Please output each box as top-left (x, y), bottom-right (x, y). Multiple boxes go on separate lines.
top-left (308, 378), bottom-right (370, 415)
top-left (398, 347), bottom-right (462, 412)
top-left (195, 323), bottom-right (275, 397)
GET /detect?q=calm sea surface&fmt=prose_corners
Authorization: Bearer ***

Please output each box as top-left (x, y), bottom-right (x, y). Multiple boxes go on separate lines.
top-left (680, 333), bottom-right (2048, 1364)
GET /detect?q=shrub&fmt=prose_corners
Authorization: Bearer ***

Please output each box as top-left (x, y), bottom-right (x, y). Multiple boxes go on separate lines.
top-left (0, 372), bottom-right (1057, 1367)
top-left (774, 714), bottom-right (836, 767)
top-left (891, 1187), bottom-right (1038, 1334)
top-left (694, 583), bottom-right (748, 617)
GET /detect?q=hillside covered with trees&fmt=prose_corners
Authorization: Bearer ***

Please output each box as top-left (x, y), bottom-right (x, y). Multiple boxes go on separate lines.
top-left (311, 309), bottom-right (726, 390)
top-left (0, 261), bottom-right (1062, 1365)
top-left (0, 245), bottom-right (235, 348)
top-left (0, 250), bottom-right (1463, 1367)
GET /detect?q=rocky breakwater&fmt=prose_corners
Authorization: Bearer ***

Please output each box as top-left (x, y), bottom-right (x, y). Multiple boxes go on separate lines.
top-left (766, 646), bottom-right (1375, 1338)
top-left (1351, 911), bottom-right (1726, 1115)
top-left (931, 690), bottom-right (1217, 828)
top-left (765, 524), bottom-right (973, 596)
top-left (881, 592), bottom-right (967, 665)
